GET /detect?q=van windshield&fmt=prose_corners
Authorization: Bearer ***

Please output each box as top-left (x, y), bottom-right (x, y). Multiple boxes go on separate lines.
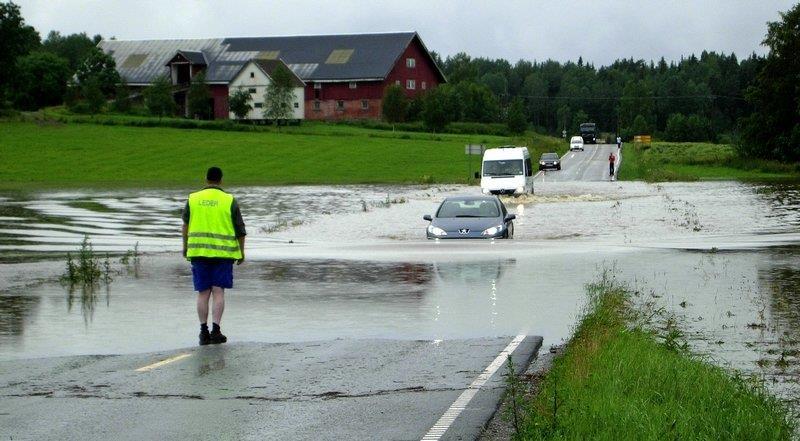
top-left (483, 160), bottom-right (523, 176)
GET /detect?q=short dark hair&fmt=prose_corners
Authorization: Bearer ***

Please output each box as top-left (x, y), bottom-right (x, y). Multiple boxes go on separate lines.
top-left (206, 166), bottom-right (223, 182)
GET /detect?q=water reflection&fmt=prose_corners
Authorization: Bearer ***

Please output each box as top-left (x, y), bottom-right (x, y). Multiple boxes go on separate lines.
top-left (0, 296), bottom-right (40, 335)
top-left (433, 259), bottom-right (513, 285)
top-left (65, 283), bottom-right (110, 326)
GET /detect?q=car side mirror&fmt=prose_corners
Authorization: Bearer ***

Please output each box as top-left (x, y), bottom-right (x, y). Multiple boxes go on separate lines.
top-left (423, 215), bottom-right (432, 221)
top-left (473, 172), bottom-right (480, 180)
top-left (504, 214), bottom-right (516, 222)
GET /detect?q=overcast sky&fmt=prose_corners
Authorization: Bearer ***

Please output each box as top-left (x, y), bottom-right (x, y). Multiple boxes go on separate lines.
top-left (15, 0), bottom-right (797, 66)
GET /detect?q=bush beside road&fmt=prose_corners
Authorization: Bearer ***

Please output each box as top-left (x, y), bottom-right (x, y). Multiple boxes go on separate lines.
top-left (512, 275), bottom-right (795, 440)
top-left (618, 141), bottom-right (800, 182)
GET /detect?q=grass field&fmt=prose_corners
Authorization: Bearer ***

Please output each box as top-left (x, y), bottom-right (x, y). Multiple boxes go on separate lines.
top-left (0, 120), bottom-right (566, 190)
top-left (514, 274), bottom-right (795, 440)
top-left (618, 141), bottom-right (800, 182)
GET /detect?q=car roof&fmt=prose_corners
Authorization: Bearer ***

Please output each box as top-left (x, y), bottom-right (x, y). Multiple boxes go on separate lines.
top-left (541, 152), bottom-right (559, 157)
top-left (570, 136), bottom-right (583, 141)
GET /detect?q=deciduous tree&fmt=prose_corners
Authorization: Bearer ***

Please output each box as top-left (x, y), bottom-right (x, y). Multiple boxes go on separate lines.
top-left (263, 64), bottom-right (295, 122)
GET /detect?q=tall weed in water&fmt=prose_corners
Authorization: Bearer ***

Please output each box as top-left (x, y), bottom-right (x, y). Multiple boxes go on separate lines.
top-left (62, 235), bottom-right (109, 285)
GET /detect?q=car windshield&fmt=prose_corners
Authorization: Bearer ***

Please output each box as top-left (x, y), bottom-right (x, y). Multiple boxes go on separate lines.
top-left (541, 153), bottom-right (558, 160)
top-left (570, 137), bottom-right (582, 143)
top-left (437, 199), bottom-right (500, 218)
top-left (482, 159), bottom-right (523, 176)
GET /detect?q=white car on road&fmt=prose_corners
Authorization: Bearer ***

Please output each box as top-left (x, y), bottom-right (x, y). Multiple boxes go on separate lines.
top-left (569, 136), bottom-right (584, 151)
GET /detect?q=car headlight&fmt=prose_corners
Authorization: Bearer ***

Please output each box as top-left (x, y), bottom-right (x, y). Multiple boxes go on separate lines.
top-left (554, 160), bottom-right (559, 164)
top-left (481, 188), bottom-right (489, 194)
top-left (427, 225), bottom-right (447, 236)
top-left (482, 225), bottom-right (503, 236)
top-left (539, 161), bottom-right (545, 165)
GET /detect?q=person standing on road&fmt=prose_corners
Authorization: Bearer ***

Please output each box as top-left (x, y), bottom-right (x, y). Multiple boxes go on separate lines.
top-left (182, 167), bottom-right (246, 346)
top-left (616, 135), bottom-right (622, 149)
top-left (609, 152), bottom-right (616, 178)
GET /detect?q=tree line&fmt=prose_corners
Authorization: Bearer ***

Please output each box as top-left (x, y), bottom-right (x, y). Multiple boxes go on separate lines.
top-left (1, 1), bottom-right (798, 161)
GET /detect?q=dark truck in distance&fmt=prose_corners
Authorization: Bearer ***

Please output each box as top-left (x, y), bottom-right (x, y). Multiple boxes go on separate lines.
top-left (580, 123), bottom-right (597, 144)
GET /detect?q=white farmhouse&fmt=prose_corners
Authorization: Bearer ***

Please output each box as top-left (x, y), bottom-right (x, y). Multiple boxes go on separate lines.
top-left (228, 59), bottom-right (305, 120)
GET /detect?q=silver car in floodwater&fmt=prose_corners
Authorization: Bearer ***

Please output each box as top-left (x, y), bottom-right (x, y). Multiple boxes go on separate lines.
top-left (423, 196), bottom-right (515, 239)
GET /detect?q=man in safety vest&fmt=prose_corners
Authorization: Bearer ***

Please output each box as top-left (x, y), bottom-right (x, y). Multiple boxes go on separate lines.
top-left (182, 167), bottom-right (246, 345)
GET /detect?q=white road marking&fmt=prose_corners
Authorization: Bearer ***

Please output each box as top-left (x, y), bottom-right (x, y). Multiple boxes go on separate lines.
top-left (420, 334), bottom-right (526, 441)
top-left (135, 353), bottom-right (192, 372)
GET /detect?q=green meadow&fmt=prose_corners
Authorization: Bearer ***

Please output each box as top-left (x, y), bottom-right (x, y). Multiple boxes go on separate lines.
top-left (0, 120), bottom-right (565, 190)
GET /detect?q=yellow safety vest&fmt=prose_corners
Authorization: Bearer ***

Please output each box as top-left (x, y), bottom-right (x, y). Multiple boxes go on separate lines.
top-left (186, 188), bottom-right (242, 260)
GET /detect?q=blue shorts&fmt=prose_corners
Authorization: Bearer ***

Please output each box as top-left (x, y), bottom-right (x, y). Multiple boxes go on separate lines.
top-left (191, 258), bottom-right (234, 292)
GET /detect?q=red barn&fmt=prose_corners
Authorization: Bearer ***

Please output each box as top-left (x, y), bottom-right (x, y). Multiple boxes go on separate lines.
top-left (99, 32), bottom-right (446, 120)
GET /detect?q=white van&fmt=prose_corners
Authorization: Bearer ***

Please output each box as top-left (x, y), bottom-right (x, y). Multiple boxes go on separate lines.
top-left (569, 136), bottom-right (585, 151)
top-left (479, 146), bottom-right (534, 195)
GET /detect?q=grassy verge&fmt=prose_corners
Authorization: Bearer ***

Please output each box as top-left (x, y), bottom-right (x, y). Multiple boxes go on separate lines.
top-left (0, 119), bottom-right (565, 190)
top-left (618, 141), bottom-right (800, 182)
top-left (513, 273), bottom-right (795, 440)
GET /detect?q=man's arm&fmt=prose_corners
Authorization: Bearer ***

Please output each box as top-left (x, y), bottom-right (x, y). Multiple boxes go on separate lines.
top-left (236, 235), bottom-right (245, 265)
top-left (232, 198), bottom-right (246, 265)
top-left (181, 201), bottom-right (189, 257)
top-left (182, 224), bottom-right (188, 257)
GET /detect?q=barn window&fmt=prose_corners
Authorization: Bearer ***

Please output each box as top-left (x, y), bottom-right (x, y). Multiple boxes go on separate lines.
top-left (395, 80), bottom-right (401, 86)
top-left (336, 100), bottom-right (345, 110)
top-left (349, 82), bottom-right (357, 89)
top-left (361, 100), bottom-right (369, 110)
top-left (254, 102), bottom-right (263, 108)
top-left (248, 88), bottom-right (257, 94)
top-left (313, 100), bottom-right (321, 110)
top-left (406, 79), bottom-right (415, 90)
top-left (406, 58), bottom-right (416, 68)
top-left (250, 72), bottom-right (255, 78)
top-left (314, 82), bottom-right (322, 89)
top-left (421, 81), bottom-right (427, 90)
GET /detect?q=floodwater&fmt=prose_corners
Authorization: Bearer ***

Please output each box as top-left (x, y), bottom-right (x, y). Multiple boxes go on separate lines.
top-left (0, 181), bottom-right (799, 411)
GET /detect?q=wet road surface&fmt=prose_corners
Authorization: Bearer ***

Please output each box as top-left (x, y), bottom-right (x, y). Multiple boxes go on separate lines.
top-left (1, 179), bottom-right (799, 434)
top-left (535, 143), bottom-right (619, 182)
top-left (0, 336), bottom-right (542, 440)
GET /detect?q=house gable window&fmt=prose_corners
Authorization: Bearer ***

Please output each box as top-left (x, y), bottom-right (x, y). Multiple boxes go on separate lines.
top-left (250, 72), bottom-right (255, 78)
top-left (406, 58), bottom-right (416, 68)
top-left (349, 82), bottom-right (357, 89)
top-left (248, 88), bottom-right (257, 94)
top-left (294, 102), bottom-right (299, 108)
top-left (254, 102), bottom-right (263, 108)
top-left (406, 79), bottom-right (415, 90)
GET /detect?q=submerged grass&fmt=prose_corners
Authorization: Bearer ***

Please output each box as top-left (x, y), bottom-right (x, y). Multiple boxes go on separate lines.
top-left (515, 272), bottom-right (795, 440)
top-left (619, 142), bottom-right (800, 182)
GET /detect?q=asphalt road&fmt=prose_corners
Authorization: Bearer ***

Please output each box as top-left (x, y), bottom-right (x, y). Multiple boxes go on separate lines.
top-left (535, 143), bottom-right (620, 182)
top-left (0, 336), bottom-right (542, 440)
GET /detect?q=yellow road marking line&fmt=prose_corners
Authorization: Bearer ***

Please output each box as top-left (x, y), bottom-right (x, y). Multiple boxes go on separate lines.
top-left (135, 353), bottom-right (192, 372)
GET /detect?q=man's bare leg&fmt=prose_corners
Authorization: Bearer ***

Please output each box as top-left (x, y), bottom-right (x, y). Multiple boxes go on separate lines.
top-left (197, 289), bottom-right (211, 323)
top-left (211, 286), bottom-right (225, 325)
top-left (209, 287), bottom-right (227, 343)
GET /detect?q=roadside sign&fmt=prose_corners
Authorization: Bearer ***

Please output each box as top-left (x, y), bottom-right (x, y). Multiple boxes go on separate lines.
top-left (633, 135), bottom-right (652, 143)
top-left (465, 144), bottom-right (486, 155)
top-left (562, 130), bottom-right (567, 138)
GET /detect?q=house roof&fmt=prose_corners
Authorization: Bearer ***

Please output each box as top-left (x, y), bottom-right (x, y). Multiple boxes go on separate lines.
top-left (99, 32), bottom-right (445, 85)
top-left (238, 59), bottom-right (305, 88)
top-left (176, 50), bottom-right (207, 65)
